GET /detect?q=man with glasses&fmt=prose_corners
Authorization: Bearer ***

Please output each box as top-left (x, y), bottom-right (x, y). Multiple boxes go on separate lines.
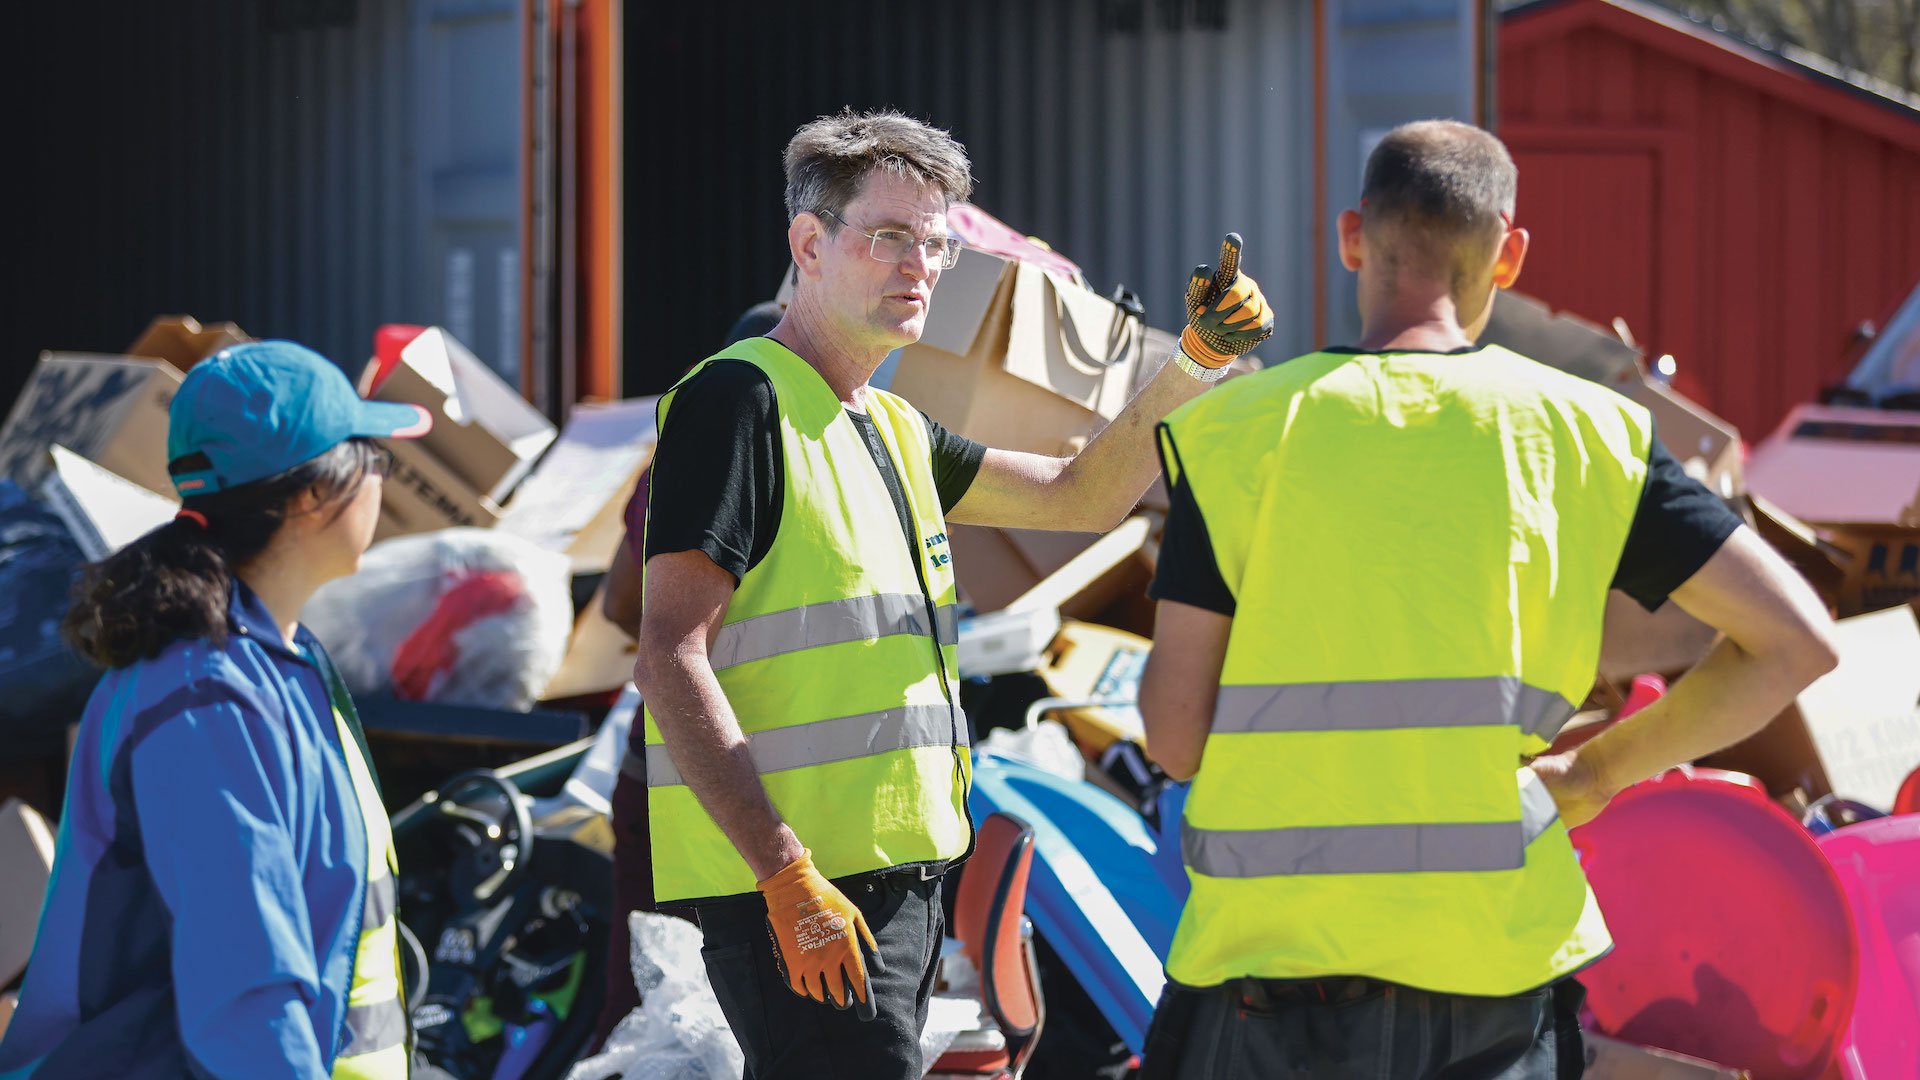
top-left (632, 108), bottom-right (1274, 1078)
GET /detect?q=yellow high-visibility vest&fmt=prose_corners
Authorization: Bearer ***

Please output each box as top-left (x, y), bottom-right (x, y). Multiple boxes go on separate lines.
top-left (1160, 345), bottom-right (1650, 995)
top-left (332, 708), bottom-right (407, 1079)
top-left (644, 338), bottom-right (972, 903)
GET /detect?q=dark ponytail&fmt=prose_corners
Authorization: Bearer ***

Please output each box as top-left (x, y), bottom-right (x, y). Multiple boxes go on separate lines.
top-left (62, 439), bottom-right (378, 668)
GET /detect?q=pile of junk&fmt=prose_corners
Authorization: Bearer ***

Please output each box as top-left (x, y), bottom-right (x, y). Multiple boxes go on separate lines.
top-left (3, 215), bottom-right (1920, 1080)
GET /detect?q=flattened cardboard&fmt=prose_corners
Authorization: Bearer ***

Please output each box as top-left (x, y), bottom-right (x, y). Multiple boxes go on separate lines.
top-left (125, 314), bottom-right (250, 371)
top-left (0, 353), bottom-right (184, 497)
top-left (498, 397), bottom-right (657, 573)
top-left (1700, 606), bottom-right (1920, 806)
top-left (1794, 606), bottom-right (1920, 810)
top-left (37, 445), bottom-right (179, 559)
top-left (0, 798), bottom-right (55, 988)
top-left (950, 520), bottom-right (1159, 637)
top-left (542, 579), bottom-right (639, 702)
top-left (360, 327), bottom-right (556, 504)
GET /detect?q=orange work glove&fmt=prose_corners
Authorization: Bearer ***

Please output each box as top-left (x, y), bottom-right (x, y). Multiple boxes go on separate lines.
top-left (756, 850), bottom-right (883, 1021)
top-left (1176, 233), bottom-right (1275, 381)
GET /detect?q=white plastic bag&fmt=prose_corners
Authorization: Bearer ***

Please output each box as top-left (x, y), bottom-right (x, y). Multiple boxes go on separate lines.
top-left (978, 719), bottom-right (1085, 781)
top-left (565, 912), bottom-right (745, 1080)
top-left (301, 528), bottom-right (573, 710)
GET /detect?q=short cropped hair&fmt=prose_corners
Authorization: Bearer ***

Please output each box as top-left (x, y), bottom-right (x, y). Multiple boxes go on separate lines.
top-left (783, 109), bottom-right (974, 225)
top-left (1360, 120), bottom-right (1516, 290)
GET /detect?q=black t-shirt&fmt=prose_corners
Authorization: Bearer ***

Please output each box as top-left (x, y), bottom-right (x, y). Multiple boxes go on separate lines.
top-left (644, 356), bottom-right (988, 580)
top-left (1150, 420), bottom-right (1744, 618)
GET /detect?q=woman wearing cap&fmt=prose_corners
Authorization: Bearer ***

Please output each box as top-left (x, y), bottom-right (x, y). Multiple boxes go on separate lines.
top-left (0, 342), bottom-right (432, 1079)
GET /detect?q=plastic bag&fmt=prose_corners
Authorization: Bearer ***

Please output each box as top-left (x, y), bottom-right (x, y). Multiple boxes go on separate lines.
top-left (978, 719), bottom-right (1085, 781)
top-left (301, 528), bottom-right (573, 710)
top-left (565, 912), bottom-right (744, 1080)
top-left (0, 481), bottom-right (97, 749)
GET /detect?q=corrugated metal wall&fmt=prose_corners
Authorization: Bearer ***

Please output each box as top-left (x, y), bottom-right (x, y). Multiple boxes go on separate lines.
top-left (624, 0), bottom-right (1486, 394)
top-left (7, 0), bottom-right (529, 414)
top-left (1499, 0), bottom-right (1920, 439)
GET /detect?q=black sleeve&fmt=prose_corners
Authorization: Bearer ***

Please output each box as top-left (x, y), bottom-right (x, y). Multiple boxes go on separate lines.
top-left (920, 410), bottom-right (988, 514)
top-left (1146, 424), bottom-right (1237, 616)
top-left (642, 361), bottom-right (782, 582)
top-left (1610, 435), bottom-right (1744, 611)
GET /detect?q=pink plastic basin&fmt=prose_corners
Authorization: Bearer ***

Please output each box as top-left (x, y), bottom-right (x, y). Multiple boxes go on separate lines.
top-left (1817, 815), bottom-right (1920, 1079)
top-left (1571, 769), bottom-right (1858, 1078)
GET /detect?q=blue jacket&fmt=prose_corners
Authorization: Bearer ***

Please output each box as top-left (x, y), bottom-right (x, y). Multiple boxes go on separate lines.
top-left (0, 584), bottom-right (379, 1079)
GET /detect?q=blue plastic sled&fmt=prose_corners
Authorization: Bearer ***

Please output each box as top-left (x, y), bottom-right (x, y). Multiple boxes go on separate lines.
top-left (968, 750), bottom-right (1189, 1055)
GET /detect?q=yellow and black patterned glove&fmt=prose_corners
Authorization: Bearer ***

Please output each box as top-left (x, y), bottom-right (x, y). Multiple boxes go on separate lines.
top-left (1176, 233), bottom-right (1274, 381)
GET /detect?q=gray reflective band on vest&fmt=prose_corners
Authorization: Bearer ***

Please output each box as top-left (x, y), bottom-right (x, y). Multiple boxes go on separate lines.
top-left (341, 999), bottom-right (407, 1056)
top-left (363, 874), bottom-right (396, 930)
top-left (1210, 677), bottom-right (1579, 741)
top-left (1185, 774), bottom-right (1563, 878)
top-left (647, 703), bottom-right (965, 787)
top-left (710, 594), bottom-right (959, 671)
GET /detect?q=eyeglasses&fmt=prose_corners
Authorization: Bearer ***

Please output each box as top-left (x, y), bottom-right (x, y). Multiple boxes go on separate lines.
top-left (817, 208), bottom-right (964, 270)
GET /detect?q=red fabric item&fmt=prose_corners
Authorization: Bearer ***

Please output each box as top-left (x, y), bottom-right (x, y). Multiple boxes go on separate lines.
top-left (389, 570), bottom-right (526, 701)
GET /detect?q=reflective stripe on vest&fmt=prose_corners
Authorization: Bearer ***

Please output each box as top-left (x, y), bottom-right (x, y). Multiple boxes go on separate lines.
top-left (710, 594), bottom-right (960, 671)
top-left (647, 702), bottom-right (968, 787)
top-left (1184, 770), bottom-right (1562, 877)
top-left (1210, 678), bottom-right (1580, 741)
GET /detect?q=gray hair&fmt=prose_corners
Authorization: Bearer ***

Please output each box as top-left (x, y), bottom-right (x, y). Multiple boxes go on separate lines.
top-left (1360, 120), bottom-right (1517, 289)
top-left (783, 109), bottom-right (974, 226)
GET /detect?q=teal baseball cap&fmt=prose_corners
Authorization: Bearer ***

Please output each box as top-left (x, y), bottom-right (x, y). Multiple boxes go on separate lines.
top-left (166, 340), bottom-right (432, 497)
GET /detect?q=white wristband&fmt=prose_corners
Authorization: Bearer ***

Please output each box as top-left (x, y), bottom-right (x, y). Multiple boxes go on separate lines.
top-left (1174, 346), bottom-right (1231, 383)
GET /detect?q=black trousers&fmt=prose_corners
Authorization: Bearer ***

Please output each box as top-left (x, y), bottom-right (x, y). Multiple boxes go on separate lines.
top-left (696, 870), bottom-right (945, 1080)
top-left (1140, 976), bottom-right (1587, 1080)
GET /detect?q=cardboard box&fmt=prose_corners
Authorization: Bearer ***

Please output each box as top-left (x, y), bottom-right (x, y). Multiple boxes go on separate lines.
top-left (1700, 606), bottom-right (1920, 808)
top-left (1482, 291), bottom-right (1744, 497)
top-left (37, 445), bottom-right (178, 559)
top-left (541, 579), bottom-right (639, 702)
top-left (359, 327), bottom-right (556, 504)
top-left (778, 248), bottom-right (1152, 456)
top-left (125, 314), bottom-right (250, 371)
top-left (376, 438), bottom-right (503, 538)
top-left (1745, 403), bottom-right (1920, 614)
top-left (950, 516), bottom-right (1159, 637)
top-left (0, 353), bottom-right (185, 497)
top-left (1582, 1032), bottom-right (1749, 1078)
top-left (1625, 375), bottom-right (1744, 499)
top-left (1743, 493), bottom-right (1848, 614)
top-left (1483, 290), bottom-right (1643, 391)
top-left (0, 798), bottom-right (56, 988)
top-left (1036, 620), bottom-right (1152, 753)
top-left (497, 397), bottom-right (657, 574)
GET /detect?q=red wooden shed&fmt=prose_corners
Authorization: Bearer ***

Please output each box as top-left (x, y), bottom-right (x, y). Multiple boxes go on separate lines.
top-left (1498, 0), bottom-right (1920, 441)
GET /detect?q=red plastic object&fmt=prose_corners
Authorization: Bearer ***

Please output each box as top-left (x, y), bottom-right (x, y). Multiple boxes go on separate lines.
top-left (1617, 673), bottom-right (1668, 720)
top-left (367, 323), bottom-right (428, 395)
top-left (1895, 764), bottom-right (1920, 816)
top-left (1817, 816), bottom-right (1920, 1079)
top-left (1571, 769), bottom-right (1858, 1078)
top-left (390, 570), bottom-right (526, 701)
